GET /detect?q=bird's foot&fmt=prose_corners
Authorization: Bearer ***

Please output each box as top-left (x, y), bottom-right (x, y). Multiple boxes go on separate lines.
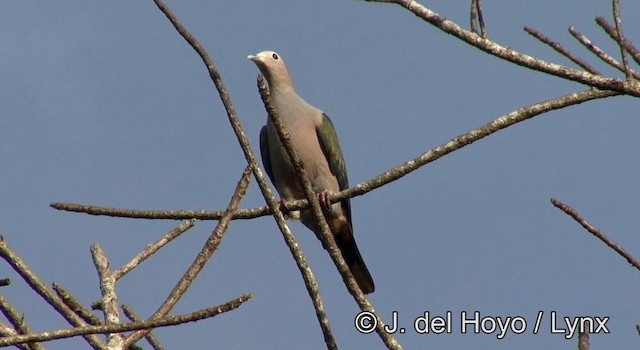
top-left (278, 198), bottom-right (290, 219)
top-left (317, 190), bottom-right (332, 210)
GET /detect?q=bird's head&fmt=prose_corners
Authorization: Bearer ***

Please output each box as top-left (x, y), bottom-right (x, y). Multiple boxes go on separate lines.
top-left (248, 50), bottom-right (294, 89)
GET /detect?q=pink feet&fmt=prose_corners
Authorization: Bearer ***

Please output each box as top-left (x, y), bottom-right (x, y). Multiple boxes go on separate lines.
top-left (317, 190), bottom-right (332, 209)
top-left (278, 198), bottom-right (290, 219)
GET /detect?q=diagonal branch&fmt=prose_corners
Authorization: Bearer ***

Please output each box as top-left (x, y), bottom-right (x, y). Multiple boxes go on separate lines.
top-left (53, 283), bottom-right (102, 325)
top-left (524, 26), bottom-right (600, 75)
top-left (611, 0), bottom-right (631, 79)
top-left (122, 304), bottom-right (164, 350)
top-left (148, 0), bottom-right (338, 348)
top-left (361, 0), bottom-right (640, 96)
top-left (122, 165), bottom-right (252, 347)
top-left (568, 26), bottom-right (640, 80)
top-left (0, 293), bottom-right (45, 350)
top-left (551, 198), bottom-right (640, 271)
top-left (0, 238), bottom-right (106, 349)
top-left (113, 219), bottom-right (196, 280)
top-left (256, 77), bottom-right (339, 349)
top-left (257, 76), bottom-right (400, 349)
top-left (595, 16), bottom-right (640, 66)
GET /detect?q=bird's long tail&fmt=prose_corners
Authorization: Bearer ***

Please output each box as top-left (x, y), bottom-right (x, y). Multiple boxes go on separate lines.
top-left (335, 224), bottom-right (375, 294)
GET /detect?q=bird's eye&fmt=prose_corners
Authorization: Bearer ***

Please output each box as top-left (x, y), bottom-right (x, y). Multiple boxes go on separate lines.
top-left (272, 53), bottom-right (279, 60)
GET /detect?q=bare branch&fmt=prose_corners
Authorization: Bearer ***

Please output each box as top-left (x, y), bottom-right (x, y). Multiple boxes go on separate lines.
top-left (113, 219), bottom-right (196, 280)
top-left (524, 26), bottom-right (600, 75)
top-left (51, 89), bottom-right (618, 224)
top-left (0, 293), bottom-right (45, 350)
top-left (49, 203), bottom-right (233, 220)
top-left (551, 198), bottom-right (640, 271)
top-left (147, 0), bottom-right (342, 347)
top-left (611, 0), bottom-right (631, 79)
top-left (361, 0), bottom-right (640, 96)
top-left (53, 283), bottom-right (102, 325)
top-left (0, 294), bottom-right (251, 347)
top-left (595, 16), bottom-right (640, 66)
top-left (256, 76), bottom-right (342, 350)
top-left (122, 305), bottom-right (164, 350)
top-left (568, 26), bottom-right (640, 80)
top-left (0, 238), bottom-right (105, 349)
top-left (122, 166), bottom-right (252, 347)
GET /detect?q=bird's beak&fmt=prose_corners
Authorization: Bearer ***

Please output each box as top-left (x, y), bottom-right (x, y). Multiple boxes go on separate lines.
top-left (247, 54), bottom-right (259, 61)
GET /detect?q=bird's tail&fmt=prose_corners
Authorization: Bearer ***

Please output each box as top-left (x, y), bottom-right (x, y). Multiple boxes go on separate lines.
top-left (335, 224), bottom-right (375, 294)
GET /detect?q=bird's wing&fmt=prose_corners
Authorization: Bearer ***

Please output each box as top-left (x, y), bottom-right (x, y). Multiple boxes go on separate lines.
top-left (259, 125), bottom-right (275, 185)
top-left (316, 113), bottom-right (352, 224)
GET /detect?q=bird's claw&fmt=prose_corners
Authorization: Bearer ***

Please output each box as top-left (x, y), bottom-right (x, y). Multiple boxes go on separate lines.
top-left (317, 190), bottom-right (332, 209)
top-left (278, 198), bottom-right (290, 219)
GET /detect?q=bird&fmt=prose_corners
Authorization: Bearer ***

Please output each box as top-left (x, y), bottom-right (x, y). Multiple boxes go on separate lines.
top-left (248, 50), bottom-right (375, 294)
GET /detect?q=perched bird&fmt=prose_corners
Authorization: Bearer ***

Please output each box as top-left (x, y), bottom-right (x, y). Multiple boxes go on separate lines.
top-left (248, 50), bottom-right (375, 294)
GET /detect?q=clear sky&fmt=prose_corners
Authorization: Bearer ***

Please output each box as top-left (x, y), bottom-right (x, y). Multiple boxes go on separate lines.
top-left (2, 1), bottom-right (639, 349)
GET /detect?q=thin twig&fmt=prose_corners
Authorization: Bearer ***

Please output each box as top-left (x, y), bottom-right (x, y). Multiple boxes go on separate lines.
top-left (524, 26), bottom-right (600, 75)
top-left (551, 198), bottom-right (640, 271)
top-left (122, 305), bottom-right (164, 350)
top-left (0, 238), bottom-right (106, 349)
top-left (122, 166), bottom-right (252, 347)
top-left (0, 294), bottom-right (251, 347)
top-left (113, 219), bottom-right (196, 280)
top-left (53, 283), bottom-right (102, 325)
top-left (568, 26), bottom-right (640, 80)
top-left (611, 0), bottom-right (631, 79)
top-left (91, 244), bottom-right (123, 348)
top-left (595, 16), bottom-right (640, 66)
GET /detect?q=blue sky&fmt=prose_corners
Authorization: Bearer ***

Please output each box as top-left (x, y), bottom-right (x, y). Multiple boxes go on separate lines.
top-left (2, 1), bottom-right (639, 349)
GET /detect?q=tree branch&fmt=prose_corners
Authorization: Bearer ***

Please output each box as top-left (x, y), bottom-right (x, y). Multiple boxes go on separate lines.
top-left (0, 293), bottom-right (45, 350)
top-left (0, 294), bottom-right (251, 347)
top-left (122, 304), bottom-right (164, 350)
top-left (568, 26), bottom-right (640, 80)
top-left (611, 0), bottom-right (631, 79)
top-left (361, 0), bottom-right (640, 96)
top-left (113, 219), bottom-right (196, 280)
top-left (147, 0), bottom-right (339, 348)
top-left (595, 16), bottom-right (640, 66)
top-left (524, 26), bottom-right (600, 75)
top-left (551, 198), bottom-right (640, 271)
top-left (256, 76), bottom-right (340, 349)
top-left (53, 283), bottom-right (102, 325)
top-left (122, 166), bottom-right (252, 347)
top-left (0, 238), bottom-right (106, 349)
top-left (52, 89), bottom-right (618, 222)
